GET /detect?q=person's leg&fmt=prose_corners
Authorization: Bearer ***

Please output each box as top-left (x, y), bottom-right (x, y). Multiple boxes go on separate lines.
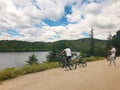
top-left (113, 56), bottom-right (116, 66)
top-left (113, 60), bottom-right (116, 66)
top-left (110, 55), bottom-right (116, 67)
top-left (64, 59), bottom-right (67, 68)
top-left (109, 55), bottom-right (112, 65)
top-left (107, 55), bottom-right (110, 61)
top-left (67, 56), bottom-right (72, 70)
top-left (63, 57), bottom-right (70, 70)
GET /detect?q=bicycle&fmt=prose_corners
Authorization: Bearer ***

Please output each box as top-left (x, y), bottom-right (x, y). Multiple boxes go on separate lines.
top-left (71, 53), bottom-right (87, 68)
top-left (77, 56), bottom-right (87, 67)
top-left (59, 54), bottom-right (76, 70)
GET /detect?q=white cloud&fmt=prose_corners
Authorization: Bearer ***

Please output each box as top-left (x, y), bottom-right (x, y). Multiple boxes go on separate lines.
top-left (0, 0), bottom-right (120, 42)
top-left (66, 6), bottom-right (82, 22)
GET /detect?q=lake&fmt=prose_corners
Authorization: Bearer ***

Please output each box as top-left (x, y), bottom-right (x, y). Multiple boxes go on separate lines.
top-left (0, 52), bottom-right (49, 70)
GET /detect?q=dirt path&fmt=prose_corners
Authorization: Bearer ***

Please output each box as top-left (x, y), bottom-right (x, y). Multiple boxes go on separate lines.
top-left (0, 57), bottom-right (120, 90)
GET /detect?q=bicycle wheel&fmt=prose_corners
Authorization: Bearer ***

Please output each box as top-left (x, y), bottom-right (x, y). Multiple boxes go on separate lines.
top-left (69, 60), bottom-right (77, 70)
top-left (82, 62), bottom-right (87, 67)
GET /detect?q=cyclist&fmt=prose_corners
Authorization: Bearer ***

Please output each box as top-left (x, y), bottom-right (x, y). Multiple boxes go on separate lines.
top-left (60, 46), bottom-right (72, 70)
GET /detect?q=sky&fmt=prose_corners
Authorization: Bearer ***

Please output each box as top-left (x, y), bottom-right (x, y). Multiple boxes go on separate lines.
top-left (0, 0), bottom-right (120, 42)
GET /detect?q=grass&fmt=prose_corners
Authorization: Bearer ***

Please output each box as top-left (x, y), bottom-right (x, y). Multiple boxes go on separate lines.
top-left (85, 56), bottom-right (105, 62)
top-left (0, 62), bottom-right (60, 82)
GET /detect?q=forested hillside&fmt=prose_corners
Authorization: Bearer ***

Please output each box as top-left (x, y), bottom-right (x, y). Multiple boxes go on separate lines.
top-left (0, 40), bottom-right (51, 52)
top-left (0, 38), bottom-right (107, 56)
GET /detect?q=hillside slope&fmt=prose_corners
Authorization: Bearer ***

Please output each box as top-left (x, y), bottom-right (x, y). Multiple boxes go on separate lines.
top-left (0, 39), bottom-right (107, 56)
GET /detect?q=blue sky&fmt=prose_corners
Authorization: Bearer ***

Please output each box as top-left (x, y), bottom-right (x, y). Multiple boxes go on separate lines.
top-left (0, 0), bottom-right (120, 42)
top-left (42, 5), bottom-right (73, 26)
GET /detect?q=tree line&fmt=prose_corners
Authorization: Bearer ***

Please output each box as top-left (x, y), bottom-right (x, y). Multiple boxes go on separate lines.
top-left (0, 40), bottom-right (51, 52)
top-left (0, 38), bottom-right (106, 53)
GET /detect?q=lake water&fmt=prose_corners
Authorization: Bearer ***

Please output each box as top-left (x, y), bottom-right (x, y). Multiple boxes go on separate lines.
top-left (0, 52), bottom-right (49, 70)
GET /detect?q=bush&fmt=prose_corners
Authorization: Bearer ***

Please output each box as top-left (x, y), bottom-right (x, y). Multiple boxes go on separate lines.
top-left (0, 68), bottom-right (22, 81)
top-left (26, 54), bottom-right (39, 65)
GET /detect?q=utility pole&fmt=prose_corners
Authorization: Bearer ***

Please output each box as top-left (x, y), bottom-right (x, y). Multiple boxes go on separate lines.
top-left (90, 26), bottom-right (94, 56)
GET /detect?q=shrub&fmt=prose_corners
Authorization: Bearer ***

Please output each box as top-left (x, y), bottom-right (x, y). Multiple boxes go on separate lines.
top-left (0, 68), bottom-right (22, 81)
top-left (26, 54), bottom-right (39, 65)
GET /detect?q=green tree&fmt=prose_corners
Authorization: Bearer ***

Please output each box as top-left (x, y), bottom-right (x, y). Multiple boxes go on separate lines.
top-left (47, 41), bottom-right (67, 62)
top-left (26, 54), bottom-right (39, 65)
top-left (106, 30), bottom-right (120, 56)
top-left (88, 27), bottom-right (95, 56)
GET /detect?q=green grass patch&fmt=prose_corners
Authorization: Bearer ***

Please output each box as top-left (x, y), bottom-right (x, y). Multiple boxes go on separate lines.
top-left (85, 56), bottom-right (105, 62)
top-left (0, 62), bottom-right (60, 82)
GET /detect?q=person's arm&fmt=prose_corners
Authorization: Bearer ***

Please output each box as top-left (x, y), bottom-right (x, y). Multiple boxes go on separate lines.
top-left (60, 50), bottom-right (65, 55)
top-left (108, 50), bottom-right (111, 54)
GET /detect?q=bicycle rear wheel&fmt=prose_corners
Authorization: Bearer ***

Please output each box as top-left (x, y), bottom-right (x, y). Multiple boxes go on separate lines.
top-left (69, 61), bottom-right (77, 70)
top-left (82, 62), bottom-right (87, 67)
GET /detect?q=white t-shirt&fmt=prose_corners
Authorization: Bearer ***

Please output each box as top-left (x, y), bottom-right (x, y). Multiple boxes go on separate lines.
top-left (111, 47), bottom-right (116, 56)
top-left (64, 48), bottom-right (72, 57)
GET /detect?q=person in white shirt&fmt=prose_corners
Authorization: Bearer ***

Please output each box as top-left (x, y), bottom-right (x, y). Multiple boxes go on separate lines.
top-left (60, 47), bottom-right (72, 70)
top-left (108, 45), bottom-right (117, 67)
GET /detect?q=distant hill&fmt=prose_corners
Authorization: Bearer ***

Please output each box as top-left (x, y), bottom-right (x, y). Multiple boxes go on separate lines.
top-left (0, 38), bottom-right (107, 56)
top-left (0, 40), bottom-right (48, 52)
top-left (53, 38), bottom-right (107, 56)
top-left (57, 38), bottom-right (107, 51)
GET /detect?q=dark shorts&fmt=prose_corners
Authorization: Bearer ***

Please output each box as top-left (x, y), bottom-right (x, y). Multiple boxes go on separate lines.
top-left (66, 56), bottom-right (71, 61)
